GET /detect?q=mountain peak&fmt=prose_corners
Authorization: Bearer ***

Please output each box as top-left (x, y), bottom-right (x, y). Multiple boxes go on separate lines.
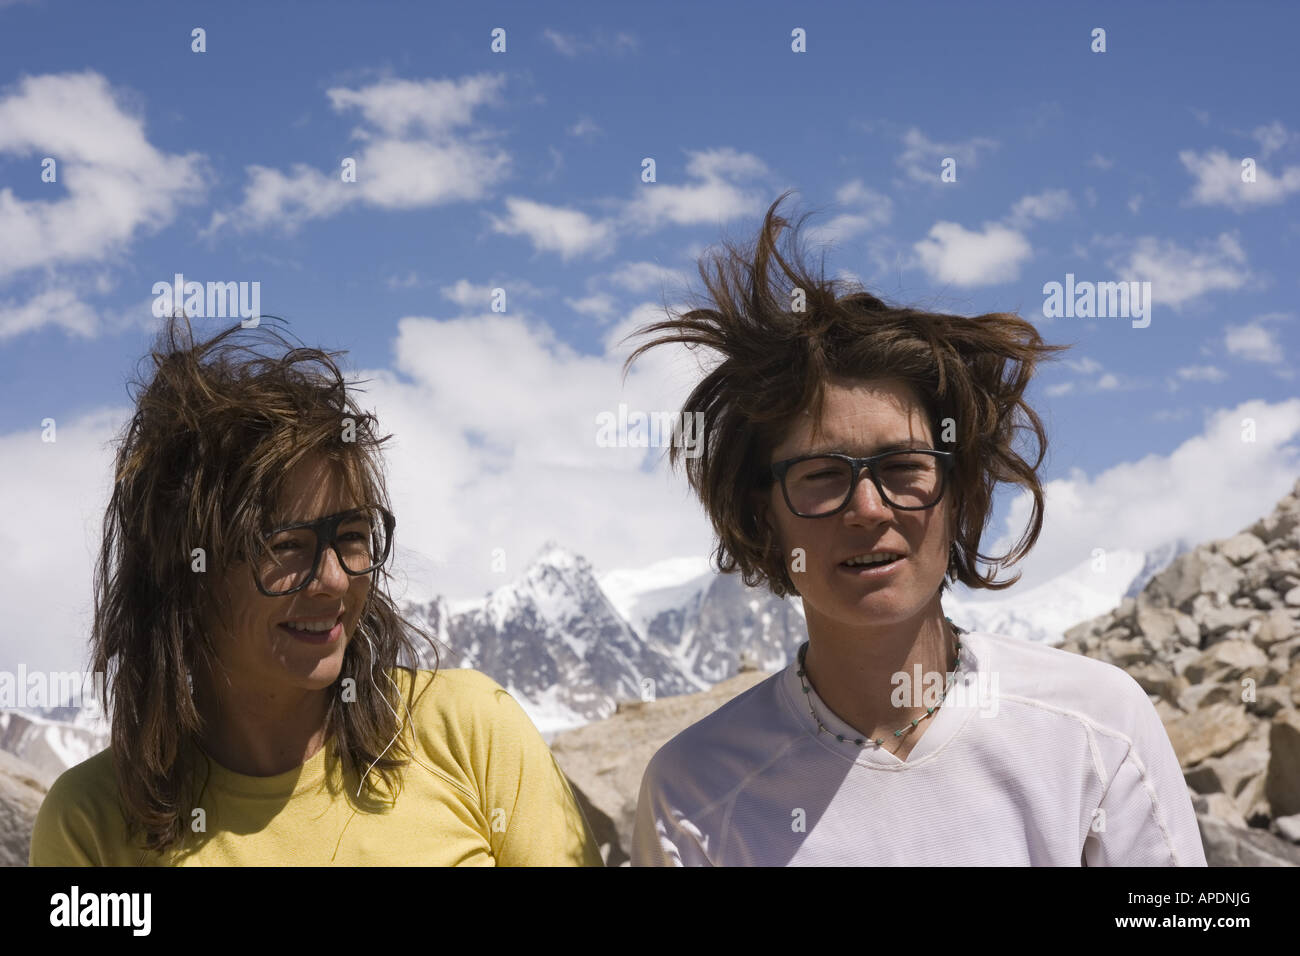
top-left (527, 539), bottom-right (588, 574)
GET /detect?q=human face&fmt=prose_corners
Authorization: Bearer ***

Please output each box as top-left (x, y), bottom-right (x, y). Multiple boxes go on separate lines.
top-left (758, 377), bottom-right (954, 630)
top-left (208, 453), bottom-right (373, 695)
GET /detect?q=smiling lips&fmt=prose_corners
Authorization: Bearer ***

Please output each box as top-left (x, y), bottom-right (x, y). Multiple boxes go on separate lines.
top-left (279, 614), bottom-right (343, 642)
top-left (841, 550), bottom-right (906, 566)
top-left (281, 613), bottom-right (343, 629)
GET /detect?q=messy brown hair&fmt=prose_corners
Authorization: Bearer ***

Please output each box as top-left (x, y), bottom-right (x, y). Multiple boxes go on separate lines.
top-left (91, 313), bottom-right (438, 855)
top-left (622, 190), bottom-right (1073, 598)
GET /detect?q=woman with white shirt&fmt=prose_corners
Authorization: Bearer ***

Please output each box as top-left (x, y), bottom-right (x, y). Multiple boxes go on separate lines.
top-left (623, 192), bottom-right (1206, 866)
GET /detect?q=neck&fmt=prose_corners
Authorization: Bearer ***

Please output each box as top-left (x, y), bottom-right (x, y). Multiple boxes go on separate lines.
top-left (800, 596), bottom-right (956, 744)
top-left (193, 665), bottom-right (331, 777)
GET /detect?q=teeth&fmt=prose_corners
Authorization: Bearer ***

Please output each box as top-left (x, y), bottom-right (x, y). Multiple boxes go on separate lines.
top-left (844, 553), bottom-right (899, 567)
top-left (286, 619), bottom-right (336, 632)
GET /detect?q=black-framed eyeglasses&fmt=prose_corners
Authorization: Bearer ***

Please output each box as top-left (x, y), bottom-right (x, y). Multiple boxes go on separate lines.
top-left (770, 449), bottom-right (956, 518)
top-left (251, 505), bottom-right (395, 597)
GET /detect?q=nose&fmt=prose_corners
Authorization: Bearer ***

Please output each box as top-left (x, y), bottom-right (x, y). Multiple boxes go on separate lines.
top-left (842, 468), bottom-right (894, 522)
top-left (308, 545), bottom-right (351, 595)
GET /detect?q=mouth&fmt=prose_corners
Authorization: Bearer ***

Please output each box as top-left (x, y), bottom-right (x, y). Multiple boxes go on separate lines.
top-left (279, 613), bottom-right (344, 644)
top-left (838, 553), bottom-right (905, 577)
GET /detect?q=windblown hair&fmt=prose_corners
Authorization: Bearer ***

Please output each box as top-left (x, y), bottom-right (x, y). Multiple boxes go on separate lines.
top-left (622, 190), bottom-right (1074, 598)
top-left (91, 313), bottom-right (438, 854)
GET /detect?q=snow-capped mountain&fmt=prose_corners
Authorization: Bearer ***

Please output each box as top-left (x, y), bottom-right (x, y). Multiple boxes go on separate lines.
top-left (403, 542), bottom-right (705, 734)
top-left (0, 708), bottom-right (109, 784)
top-left (1, 536), bottom-right (1195, 766)
top-left (942, 542), bottom-right (1190, 645)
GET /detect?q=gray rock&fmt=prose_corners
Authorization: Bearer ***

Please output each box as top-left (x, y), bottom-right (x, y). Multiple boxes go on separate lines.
top-left (1183, 639), bottom-right (1268, 685)
top-left (1200, 606), bottom-right (1263, 641)
top-left (1255, 609), bottom-right (1298, 649)
top-left (1246, 685), bottom-right (1292, 718)
top-left (1274, 813), bottom-right (1300, 843)
top-left (1217, 533), bottom-right (1266, 566)
top-left (1165, 703), bottom-right (1255, 767)
top-left (0, 749), bottom-right (48, 867)
top-left (1248, 494), bottom-right (1300, 545)
top-left (1177, 681), bottom-right (1236, 713)
top-left (1265, 709), bottom-right (1300, 818)
top-left (1102, 635), bottom-right (1151, 667)
top-left (1197, 813), bottom-right (1300, 865)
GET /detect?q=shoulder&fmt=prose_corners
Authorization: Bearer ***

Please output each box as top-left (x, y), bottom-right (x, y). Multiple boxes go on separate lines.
top-left (641, 669), bottom-right (792, 814)
top-left (390, 665), bottom-right (517, 718)
top-left (38, 747), bottom-right (117, 816)
top-left (966, 629), bottom-right (1161, 740)
top-left (387, 666), bottom-right (538, 752)
top-left (31, 748), bottom-right (119, 865)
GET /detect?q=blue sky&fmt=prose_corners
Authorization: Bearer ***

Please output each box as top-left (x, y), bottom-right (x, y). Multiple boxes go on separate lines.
top-left (2, 0), bottom-right (1298, 672)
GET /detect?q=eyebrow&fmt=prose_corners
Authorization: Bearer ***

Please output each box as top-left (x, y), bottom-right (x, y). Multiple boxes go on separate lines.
top-left (269, 507), bottom-right (367, 528)
top-left (798, 438), bottom-right (932, 457)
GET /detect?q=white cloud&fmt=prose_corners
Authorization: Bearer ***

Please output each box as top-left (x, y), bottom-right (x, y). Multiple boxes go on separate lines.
top-left (386, 271), bottom-right (425, 290)
top-left (1063, 357), bottom-right (1103, 375)
top-left (440, 279), bottom-right (494, 308)
top-left (541, 29), bottom-right (582, 57)
top-left (1252, 120), bottom-right (1290, 158)
top-left (1087, 154), bottom-right (1114, 171)
top-left (210, 74), bottom-right (511, 233)
top-left (1127, 194), bottom-right (1143, 215)
top-left (604, 261), bottom-right (688, 294)
top-left (1108, 232), bottom-right (1250, 309)
top-left (0, 285), bottom-right (98, 341)
top-left (0, 407), bottom-right (128, 673)
top-left (541, 28), bottom-right (638, 57)
top-left (1005, 189), bottom-right (1073, 230)
top-left (493, 147), bottom-right (769, 259)
top-left (0, 71), bottom-right (207, 290)
top-left (985, 397), bottom-right (1300, 594)
top-left (620, 147), bottom-right (768, 233)
top-left (1175, 365), bottom-right (1228, 382)
top-left (326, 75), bottom-right (503, 137)
top-left (912, 221), bottom-right (1032, 286)
top-left (568, 116), bottom-right (601, 139)
top-left (564, 293), bottom-right (617, 318)
top-left (896, 127), bottom-right (998, 185)
top-left (1224, 322), bottom-right (1282, 363)
top-left (488, 196), bottom-right (615, 260)
top-left (1179, 148), bottom-right (1300, 211)
top-left (805, 180), bottom-right (893, 244)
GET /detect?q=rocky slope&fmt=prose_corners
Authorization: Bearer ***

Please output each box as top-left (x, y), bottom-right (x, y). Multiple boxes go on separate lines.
top-left (0, 749), bottom-right (48, 866)
top-left (1057, 477), bottom-right (1300, 865)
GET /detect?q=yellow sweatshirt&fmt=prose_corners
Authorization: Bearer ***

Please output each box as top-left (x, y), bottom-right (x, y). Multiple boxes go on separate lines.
top-left (29, 667), bottom-right (604, 866)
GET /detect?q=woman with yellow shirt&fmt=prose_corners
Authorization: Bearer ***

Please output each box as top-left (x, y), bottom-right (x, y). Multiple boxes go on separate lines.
top-left (30, 315), bottom-right (603, 866)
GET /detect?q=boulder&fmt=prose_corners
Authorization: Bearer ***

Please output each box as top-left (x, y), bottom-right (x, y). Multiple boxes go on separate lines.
top-left (1182, 640), bottom-right (1268, 685)
top-left (1164, 703), bottom-right (1254, 767)
top-left (0, 749), bottom-right (48, 867)
top-left (1216, 532), bottom-right (1266, 566)
top-left (1265, 709), bottom-right (1300, 818)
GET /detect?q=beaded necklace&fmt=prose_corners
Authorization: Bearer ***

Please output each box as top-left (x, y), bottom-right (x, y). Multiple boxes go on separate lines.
top-left (795, 616), bottom-right (966, 748)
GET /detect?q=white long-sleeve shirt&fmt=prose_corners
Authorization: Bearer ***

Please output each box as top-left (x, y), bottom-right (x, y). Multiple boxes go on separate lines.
top-left (632, 628), bottom-right (1206, 866)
